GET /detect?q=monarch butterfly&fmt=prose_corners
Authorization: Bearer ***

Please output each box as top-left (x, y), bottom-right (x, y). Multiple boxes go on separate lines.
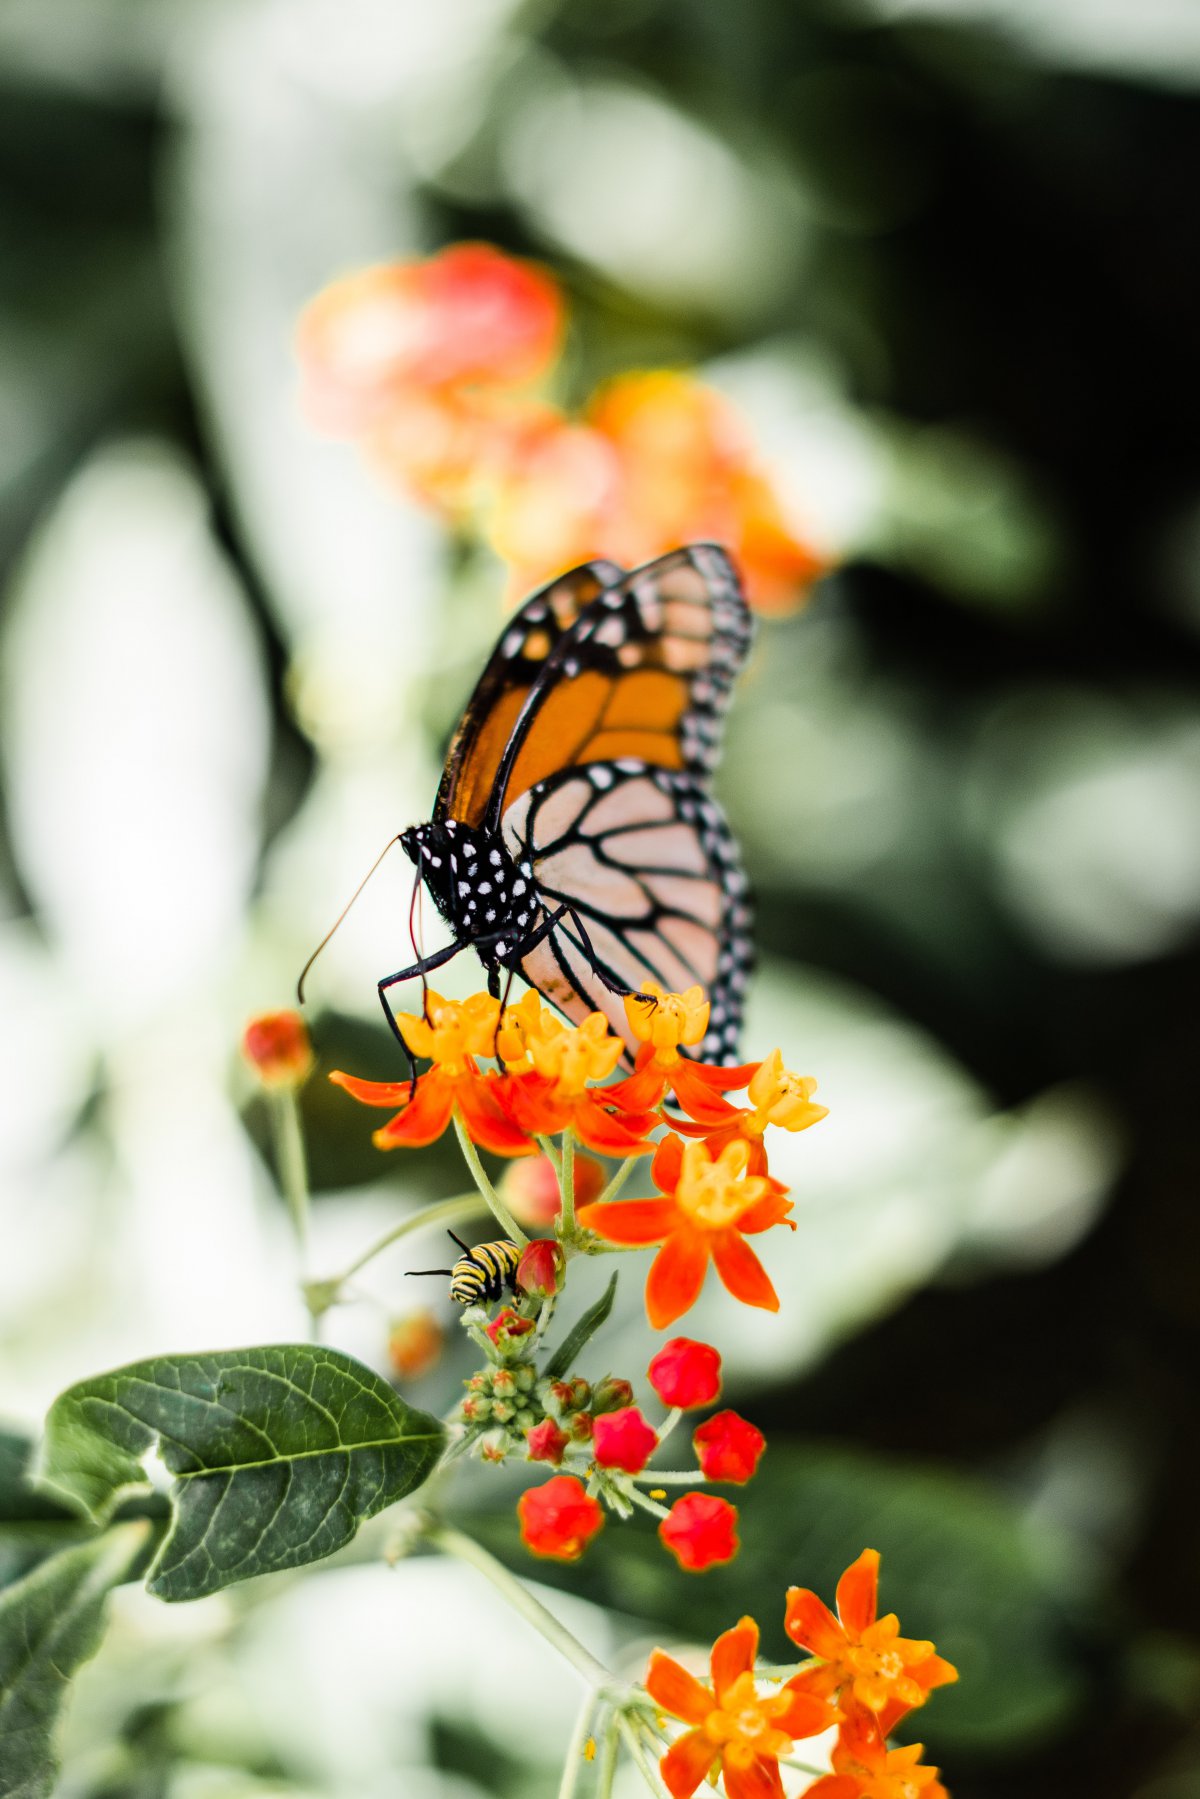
top-left (378, 543), bottom-right (754, 1062)
top-left (408, 1231), bottom-right (521, 1306)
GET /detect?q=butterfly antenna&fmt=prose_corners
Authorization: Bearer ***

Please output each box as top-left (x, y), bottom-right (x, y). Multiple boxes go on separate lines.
top-left (297, 834), bottom-right (404, 1003)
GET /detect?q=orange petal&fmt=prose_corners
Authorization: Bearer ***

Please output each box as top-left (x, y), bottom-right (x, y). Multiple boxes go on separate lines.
top-left (604, 1063), bottom-right (667, 1113)
top-left (668, 1060), bottom-right (746, 1126)
top-left (722, 1754), bottom-right (787, 1799)
top-left (572, 1093), bottom-right (658, 1156)
top-left (778, 1681), bottom-right (838, 1742)
top-left (650, 1131), bottom-right (685, 1193)
top-left (912, 1650), bottom-right (958, 1693)
top-left (456, 1077), bottom-right (537, 1157)
top-left (795, 1780), bottom-right (859, 1799)
top-left (329, 1069), bottom-right (419, 1107)
top-left (710, 1616), bottom-right (758, 1705)
top-left (836, 1549), bottom-right (879, 1636)
top-left (736, 1186), bottom-right (795, 1235)
top-left (644, 1651), bottom-right (713, 1725)
top-left (659, 1728), bottom-right (718, 1799)
top-left (784, 1587), bottom-right (846, 1661)
top-left (576, 1197), bottom-right (680, 1246)
top-left (781, 1662), bottom-right (841, 1704)
top-left (710, 1231), bottom-right (779, 1312)
top-left (645, 1230), bottom-right (711, 1329)
top-left (372, 1070), bottom-right (455, 1148)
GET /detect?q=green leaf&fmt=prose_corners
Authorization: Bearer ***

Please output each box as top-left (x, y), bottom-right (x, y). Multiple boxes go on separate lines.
top-left (544, 1273), bottom-right (618, 1379)
top-left (0, 1521), bottom-right (150, 1799)
top-left (0, 1429), bottom-right (90, 1592)
top-left (36, 1346), bottom-right (446, 1602)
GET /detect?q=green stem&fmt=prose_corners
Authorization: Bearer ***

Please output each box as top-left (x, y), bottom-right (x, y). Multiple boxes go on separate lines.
top-left (592, 1153), bottom-right (639, 1210)
top-left (780, 1756), bottom-right (829, 1776)
top-left (631, 1469), bottom-right (705, 1487)
top-left (452, 1113), bottom-right (529, 1246)
top-left (595, 1713), bottom-right (619, 1799)
top-left (537, 1134), bottom-right (562, 1173)
top-left (617, 1716), bottom-right (671, 1798)
top-left (304, 1192), bottom-right (484, 1316)
top-left (270, 1088), bottom-right (311, 1255)
top-left (655, 1406), bottom-right (682, 1448)
top-left (624, 1484), bottom-right (670, 1521)
top-left (558, 1692), bottom-right (599, 1799)
top-left (559, 1129), bottom-right (576, 1238)
top-left (430, 1523), bottom-right (614, 1690)
top-left (343, 1193), bottom-right (482, 1281)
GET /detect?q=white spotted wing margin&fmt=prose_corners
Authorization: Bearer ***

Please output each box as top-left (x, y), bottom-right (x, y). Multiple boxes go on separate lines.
top-left (35, 1346), bottom-right (446, 1602)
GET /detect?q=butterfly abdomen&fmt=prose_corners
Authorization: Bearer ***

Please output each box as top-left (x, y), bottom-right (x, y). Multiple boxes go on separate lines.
top-left (402, 820), bottom-right (538, 959)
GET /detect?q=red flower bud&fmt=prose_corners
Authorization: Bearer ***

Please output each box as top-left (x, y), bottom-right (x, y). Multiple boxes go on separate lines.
top-left (485, 1307), bottom-right (535, 1348)
top-left (692, 1410), bottom-right (766, 1484)
top-left (516, 1237), bottom-right (565, 1298)
top-left (592, 1405), bottom-right (658, 1474)
top-left (518, 1475), bottom-right (604, 1561)
top-left (525, 1418), bottom-right (570, 1466)
top-left (242, 1010), bottom-right (314, 1089)
top-left (658, 1492), bottom-right (740, 1571)
top-left (591, 1376), bottom-right (635, 1415)
top-left (387, 1308), bottom-right (443, 1381)
top-left (567, 1411), bottom-right (594, 1442)
top-left (647, 1338), bottom-right (722, 1410)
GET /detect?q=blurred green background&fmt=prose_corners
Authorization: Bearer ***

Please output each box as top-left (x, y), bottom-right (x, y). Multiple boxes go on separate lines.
top-left (3, 2), bottom-right (1200, 1796)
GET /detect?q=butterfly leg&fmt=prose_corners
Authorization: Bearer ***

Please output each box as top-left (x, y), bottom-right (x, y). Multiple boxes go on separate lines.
top-left (377, 939), bottom-right (467, 1050)
top-left (565, 909), bottom-right (635, 998)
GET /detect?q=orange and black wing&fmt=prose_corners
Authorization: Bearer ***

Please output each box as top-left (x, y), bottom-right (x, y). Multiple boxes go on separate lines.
top-left (433, 558), bottom-right (624, 830)
top-left (490, 545), bottom-right (755, 1060)
top-left (484, 543), bottom-right (751, 832)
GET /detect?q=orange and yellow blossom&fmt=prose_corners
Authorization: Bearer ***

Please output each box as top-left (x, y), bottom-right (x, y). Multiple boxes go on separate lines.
top-left (296, 242), bottom-right (563, 437)
top-left (329, 990), bottom-right (533, 1156)
top-left (645, 1616), bottom-right (836, 1799)
top-left (785, 1550), bottom-right (958, 1719)
top-left (585, 370), bottom-right (828, 615)
top-left (495, 995), bottom-right (660, 1156)
top-left (577, 1133), bottom-right (794, 1329)
top-left (673, 1046), bottom-right (828, 1169)
top-left (804, 1703), bottom-right (948, 1799)
top-left (606, 983), bottom-right (760, 1127)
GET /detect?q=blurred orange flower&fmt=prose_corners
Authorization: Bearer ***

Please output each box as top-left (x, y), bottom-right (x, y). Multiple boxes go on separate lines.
top-left (299, 243), bottom-right (830, 614)
top-left (296, 242), bottom-right (563, 435)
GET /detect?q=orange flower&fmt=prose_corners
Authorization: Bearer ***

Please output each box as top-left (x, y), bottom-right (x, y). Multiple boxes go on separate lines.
top-left (242, 1010), bottom-right (314, 1089)
top-left (672, 1047), bottom-right (828, 1165)
top-left (329, 990), bottom-right (533, 1156)
top-left (785, 1550), bottom-right (958, 1719)
top-left (587, 370), bottom-right (827, 614)
top-left (577, 1133), bottom-right (794, 1329)
top-left (645, 1616), bottom-right (836, 1799)
top-left (518, 1474), bottom-right (604, 1561)
top-left (387, 1308), bottom-right (443, 1381)
top-left (605, 982), bottom-right (759, 1127)
top-left (496, 999), bottom-right (659, 1155)
top-left (804, 1703), bottom-right (949, 1799)
top-left (296, 242), bottom-right (563, 435)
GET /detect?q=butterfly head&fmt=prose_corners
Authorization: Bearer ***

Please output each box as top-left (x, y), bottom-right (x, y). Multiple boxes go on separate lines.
top-left (402, 819), bottom-right (532, 955)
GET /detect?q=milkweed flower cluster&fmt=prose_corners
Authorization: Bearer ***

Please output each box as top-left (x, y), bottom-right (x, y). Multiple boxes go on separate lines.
top-left (644, 1551), bottom-right (956, 1799)
top-left (296, 241), bottom-right (826, 613)
top-left (267, 974), bottom-right (966, 1796)
top-left (330, 980), bottom-right (825, 1329)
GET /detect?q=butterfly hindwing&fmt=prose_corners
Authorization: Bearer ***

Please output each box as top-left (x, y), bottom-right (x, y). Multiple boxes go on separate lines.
top-left (501, 761), bottom-right (753, 1061)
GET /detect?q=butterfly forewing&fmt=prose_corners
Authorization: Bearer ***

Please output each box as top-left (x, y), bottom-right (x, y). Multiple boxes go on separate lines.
top-left (434, 558), bottom-right (624, 829)
top-left (485, 543), bottom-right (751, 831)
